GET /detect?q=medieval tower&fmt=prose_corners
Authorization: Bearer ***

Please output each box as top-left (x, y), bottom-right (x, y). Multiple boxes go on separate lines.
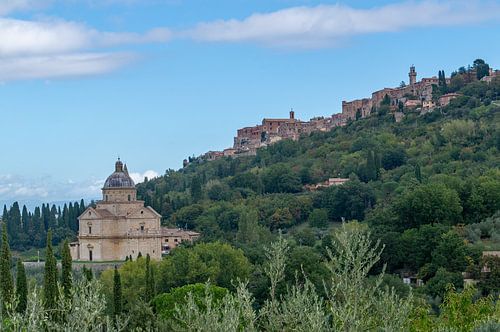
top-left (409, 65), bottom-right (417, 86)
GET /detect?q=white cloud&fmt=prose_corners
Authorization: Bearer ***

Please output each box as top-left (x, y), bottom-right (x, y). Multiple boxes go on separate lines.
top-left (0, 52), bottom-right (136, 81)
top-left (0, 16), bottom-right (171, 80)
top-left (187, 1), bottom-right (500, 48)
top-left (130, 170), bottom-right (159, 184)
top-left (0, 18), bottom-right (171, 57)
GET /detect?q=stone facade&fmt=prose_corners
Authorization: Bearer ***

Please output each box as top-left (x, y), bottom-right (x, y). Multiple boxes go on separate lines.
top-left (71, 160), bottom-right (200, 262)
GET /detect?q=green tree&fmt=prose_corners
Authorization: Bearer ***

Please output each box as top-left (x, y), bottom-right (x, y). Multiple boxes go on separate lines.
top-left (261, 164), bottom-right (302, 194)
top-left (414, 163), bottom-right (422, 183)
top-left (308, 208), bottom-right (329, 228)
top-left (431, 231), bottom-right (470, 272)
top-left (400, 224), bottom-right (450, 272)
top-left (15, 261), bottom-right (27, 313)
top-left (61, 239), bottom-right (72, 299)
top-left (158, 242), bottom-right (251, 292)
top-left (381, 148), bottom-right (406, 170)
top-left (320, 180), bottom-right (376, 221)
top-left (145, 254), bottom-right (155, 302)
top-left (153, 283), bottom-right (228, 322)
top-left (394, 183), bottom-right (462, 229)
top-left (473, 59), bottom-right (490, 80)
top-left (423, 267), bottom-right (463, 298)
top-left (43, 230), bottom-right (58, 312)
top-left (113, 266), bottom-right (122, 316)
top-left (0, 223), bottom-right (14, 312)
top-left (190, 176), bottom-right (203, 202)
top-left (270, 207), bottom-right (294, 230)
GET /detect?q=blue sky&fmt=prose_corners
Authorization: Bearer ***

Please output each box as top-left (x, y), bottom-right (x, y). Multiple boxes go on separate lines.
top-left (0, 0), bottom-right (499, 205)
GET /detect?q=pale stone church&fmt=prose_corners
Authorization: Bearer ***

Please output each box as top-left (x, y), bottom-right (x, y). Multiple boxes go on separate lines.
top-left (71, 159), bottom-right (165, 261)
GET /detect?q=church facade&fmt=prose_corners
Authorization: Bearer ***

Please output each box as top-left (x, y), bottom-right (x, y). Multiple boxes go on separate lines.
top-left (70, 159), bottom-right (164, 261)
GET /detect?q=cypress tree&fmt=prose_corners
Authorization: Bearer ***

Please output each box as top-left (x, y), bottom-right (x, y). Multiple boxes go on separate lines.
top-left (190, 176), bottom-right (203, 202)
top-left (16, 261), bottom-right (27, 313)
top-left (113, 266), bottom-right (122, 316)
top-left (0, 223), bottom-right (14, 312)
top-left (43, 230), bottom-right (58, 311)
top-left (415, 163), bottom-right (422, 183)
top-left (137, 252), bottom-right (142, 259)
top-left (144, 254), bottom-right (155, 302)
top-left (366, 150), bottom-right (379, 181)
top-left (61, 240), bottom-right (72, 299)
top-left (21, 205), bottom-right (29, 233)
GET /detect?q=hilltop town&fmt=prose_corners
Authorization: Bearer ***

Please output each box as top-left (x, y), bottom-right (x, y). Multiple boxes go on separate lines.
top-left (189, 61), bottom-right (498, 165)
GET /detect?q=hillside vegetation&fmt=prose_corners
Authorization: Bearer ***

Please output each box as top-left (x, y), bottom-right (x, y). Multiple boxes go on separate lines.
top-left (135, 69), bottom-right (500, 306)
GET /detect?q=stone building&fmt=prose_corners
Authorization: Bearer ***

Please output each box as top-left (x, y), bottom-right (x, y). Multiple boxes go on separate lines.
top-left (70, 159), bottom-right (199, 262)
top-left (161, 228), bottom-right (200, 254)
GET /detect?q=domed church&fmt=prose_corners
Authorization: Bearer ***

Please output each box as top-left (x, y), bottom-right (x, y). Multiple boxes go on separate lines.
top-left (70, 159), bottom-right (164, 261)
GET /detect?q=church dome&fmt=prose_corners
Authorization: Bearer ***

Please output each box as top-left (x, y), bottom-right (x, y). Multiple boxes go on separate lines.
top-left (103, 159), bottom-right (135, 188)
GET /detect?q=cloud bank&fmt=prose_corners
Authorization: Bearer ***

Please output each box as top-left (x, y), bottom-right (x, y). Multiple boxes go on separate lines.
top-left (188, 1), bottom-right (500, 48)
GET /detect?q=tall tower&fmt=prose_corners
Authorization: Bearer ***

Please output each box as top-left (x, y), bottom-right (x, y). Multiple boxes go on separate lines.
top-left (409, 65), bottom-right (417, 86)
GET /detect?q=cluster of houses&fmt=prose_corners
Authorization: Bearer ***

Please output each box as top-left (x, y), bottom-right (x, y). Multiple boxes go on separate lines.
top-left (186, 66), bottom-right (498, 166)
top-left (185, 111), bottom-right (347, 165)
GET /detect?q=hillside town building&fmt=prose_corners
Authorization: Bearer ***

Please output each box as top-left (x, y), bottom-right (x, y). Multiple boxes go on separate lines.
top-left (70, 159), bottom-right (199, 261)
top-left (341, 66), bottom-right (446, 120)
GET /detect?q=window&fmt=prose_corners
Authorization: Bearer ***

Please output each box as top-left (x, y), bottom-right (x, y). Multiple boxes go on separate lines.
top-left (128, 195), bottom-right (131, 201)
top-left (140, 225), bottom-right (144, 231)
top-left (174, 238), bottom-right (178, 242)
top-left (89, 250), bottom-right (93, 261)
top-left (88, 226), bottom-right (92, 234)
top-left (165, 239), bottom-right (169, 242)
top-left (106, 195), bottom-right (108, 201)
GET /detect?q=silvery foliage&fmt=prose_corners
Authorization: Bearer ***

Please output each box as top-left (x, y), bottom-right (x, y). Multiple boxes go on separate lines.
top-left (172, 223), bottom-right (414, 331)
top-left (326, 223), bottom-right (414, 331)
top-left (171, 282), bottom-right (256, 332)
top-left (2, 279), bottom-right (128, 331)
top-left (259, 235), bottom-right (328, 332)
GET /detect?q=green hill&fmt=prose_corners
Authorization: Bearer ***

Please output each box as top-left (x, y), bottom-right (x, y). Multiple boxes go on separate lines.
top-left (137, 72), bottom-right (500, 300)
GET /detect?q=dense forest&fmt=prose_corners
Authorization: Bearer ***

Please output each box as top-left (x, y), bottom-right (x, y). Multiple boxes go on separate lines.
top-left (1, 59), bottom-right (499, 330)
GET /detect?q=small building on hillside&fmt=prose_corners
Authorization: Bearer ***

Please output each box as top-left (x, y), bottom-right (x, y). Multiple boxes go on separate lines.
top-left (439, 93), bottom-right (461, 107)
top-left (161, 228), bottom-right (200, 255)
top-left (305, 177), bottom-right (349, 191)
